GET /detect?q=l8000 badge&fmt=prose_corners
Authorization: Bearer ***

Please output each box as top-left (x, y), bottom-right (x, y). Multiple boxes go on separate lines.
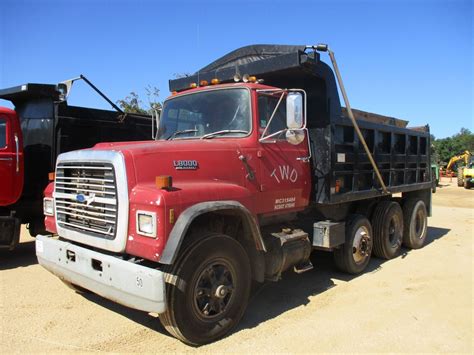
top-left (173, 160), bottom-right (199, 170)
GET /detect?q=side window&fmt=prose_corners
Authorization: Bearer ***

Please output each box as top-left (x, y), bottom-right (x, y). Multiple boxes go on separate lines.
top-left (0, 118), bottom-right (6, 148)
top-left (258, 95), bottom-right (287, 137)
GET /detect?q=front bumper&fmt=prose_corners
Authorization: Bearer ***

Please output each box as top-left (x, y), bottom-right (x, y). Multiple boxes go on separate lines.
top-left (36, 235), bottom-right (167, 313)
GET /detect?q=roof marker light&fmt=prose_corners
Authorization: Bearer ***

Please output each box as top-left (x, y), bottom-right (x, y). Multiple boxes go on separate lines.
top-left (211, 78), bottom-right (220, 85)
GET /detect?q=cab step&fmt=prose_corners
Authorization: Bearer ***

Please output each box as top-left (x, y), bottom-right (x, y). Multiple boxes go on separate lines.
top-left (294, 260), bottom-right (314, 274)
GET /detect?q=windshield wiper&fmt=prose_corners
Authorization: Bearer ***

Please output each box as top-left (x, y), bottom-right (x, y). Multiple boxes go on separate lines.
top-left (167, 129), bottom-right (198, 140)
top-left (200, 130), bottom-right (248, 139)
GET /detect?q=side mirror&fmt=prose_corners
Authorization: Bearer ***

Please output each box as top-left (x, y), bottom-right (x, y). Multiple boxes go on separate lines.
top-left (286, 92), bottom-right (304, 129)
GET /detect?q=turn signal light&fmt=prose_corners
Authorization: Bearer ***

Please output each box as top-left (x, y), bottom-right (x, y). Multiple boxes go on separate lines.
top-left (200, 80), bottom-right (208, 86)
top-left (189, 82), bottom-right (197, 88)
top-left (171, 91), bottom-right (178, 96)
top-left (48, 172), bottom-right (55, 181)
top-left (248, 76), bottom-right (257, 83)
top-left (156, 175), bottom-right (173, 190)
top-left (169, 208), bottom-right (175, 224)
top-left (211, 78), bottom-right (220, 85)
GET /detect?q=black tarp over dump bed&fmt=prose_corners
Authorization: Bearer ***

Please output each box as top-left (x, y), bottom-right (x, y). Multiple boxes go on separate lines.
top-left (169, 45), bottom-right (432, 204)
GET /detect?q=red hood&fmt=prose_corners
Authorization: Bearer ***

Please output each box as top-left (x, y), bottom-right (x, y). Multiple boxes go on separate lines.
top-left (93, 139), bottom-right (253, 189)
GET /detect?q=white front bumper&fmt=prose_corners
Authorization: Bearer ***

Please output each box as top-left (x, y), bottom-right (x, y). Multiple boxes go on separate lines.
top-left (36, 234), bottom-right (167, 313)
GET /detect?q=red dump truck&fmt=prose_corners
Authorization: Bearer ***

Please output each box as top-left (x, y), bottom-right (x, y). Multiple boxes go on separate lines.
top-left (36, 45), bottom-right (432, 345)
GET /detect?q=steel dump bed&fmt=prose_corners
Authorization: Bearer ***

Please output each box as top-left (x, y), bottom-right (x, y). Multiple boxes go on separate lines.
top-left (170, 45), bottom-right (432, 204)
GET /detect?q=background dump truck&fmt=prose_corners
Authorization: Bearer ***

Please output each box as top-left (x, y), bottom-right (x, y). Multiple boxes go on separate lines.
top-left (0, 79), bottom-right (152, 250)
top-left (36, 45), bottom-right (432, 345)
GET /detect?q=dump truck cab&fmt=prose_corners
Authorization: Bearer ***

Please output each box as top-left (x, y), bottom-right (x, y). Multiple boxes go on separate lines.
top-left (0, 107), bottom-right (24, 249)
top-left (0, 107), bottom-right (23, 206)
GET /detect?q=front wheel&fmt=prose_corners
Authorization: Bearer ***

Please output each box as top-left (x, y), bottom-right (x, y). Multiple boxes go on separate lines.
top-left (160, 234), bottom-right (251, 346)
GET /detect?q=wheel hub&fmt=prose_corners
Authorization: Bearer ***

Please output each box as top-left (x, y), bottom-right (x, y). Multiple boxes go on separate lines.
top-left (193, 262), bottom-right (234, 319)
top-left (215, 285), bottom-right (229, 298)
top-left (352, 226), bottom-right (371, 264)
top-left (388, 216), bottom-right (402, 247)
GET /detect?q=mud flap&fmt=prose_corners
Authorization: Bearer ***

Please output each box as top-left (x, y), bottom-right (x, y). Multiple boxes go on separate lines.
top-left (0, 215), bottom-right (20, 250)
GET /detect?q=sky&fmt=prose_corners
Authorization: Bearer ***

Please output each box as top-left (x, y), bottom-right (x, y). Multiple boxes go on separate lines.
top-left (0, 0), bottom-right (472, 139)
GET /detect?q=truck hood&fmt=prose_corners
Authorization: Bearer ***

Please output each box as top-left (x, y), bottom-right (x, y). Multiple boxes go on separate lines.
top-left (93, 139), bottom-right (251, 189)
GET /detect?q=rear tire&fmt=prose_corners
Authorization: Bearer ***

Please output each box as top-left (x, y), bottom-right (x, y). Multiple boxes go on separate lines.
top-left (160, 234), bottom-right (251, 346)
top-left (457, 168), bottom-right (463, 186)
top-left (402, 199), bottom-right (428, 249)
top-left (334, 215), bottom-right (373, 274)
top-left (372, 201), bottom-right (404, 259)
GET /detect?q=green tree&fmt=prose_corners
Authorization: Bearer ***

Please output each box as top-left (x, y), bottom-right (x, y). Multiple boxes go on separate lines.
top-left (117, 85), bottom-right (161, 114)
top-left (432, 128), bottom-right (474, 166)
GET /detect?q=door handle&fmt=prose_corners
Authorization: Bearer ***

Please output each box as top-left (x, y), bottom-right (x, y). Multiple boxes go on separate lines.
top-left (14, 134), bottom-right (19, 173)
top-left (238, 155), bottom-right (255, 180)
top-left (0, 157), bottom-right (13, 161)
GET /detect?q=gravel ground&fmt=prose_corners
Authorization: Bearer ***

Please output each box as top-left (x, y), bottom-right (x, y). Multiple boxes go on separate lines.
top-left (0, 177), bottom-right (472, 353)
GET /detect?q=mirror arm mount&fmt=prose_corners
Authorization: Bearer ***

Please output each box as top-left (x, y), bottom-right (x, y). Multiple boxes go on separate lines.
top-left (295, 128), bottom-right (312, 163)
top-left (259, 128), bottom-right (287, 143)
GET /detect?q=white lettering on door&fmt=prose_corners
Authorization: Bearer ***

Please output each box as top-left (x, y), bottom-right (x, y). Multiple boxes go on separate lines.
top-left (271, 165), bottom-right (298, 183)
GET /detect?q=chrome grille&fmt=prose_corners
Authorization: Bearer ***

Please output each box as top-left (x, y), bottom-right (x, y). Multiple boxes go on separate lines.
top-left (55, 162), bottom-right (118, 239)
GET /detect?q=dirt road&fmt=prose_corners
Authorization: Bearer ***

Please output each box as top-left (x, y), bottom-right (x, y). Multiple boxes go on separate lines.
top-left (1, 178), bottom-right (472, 353)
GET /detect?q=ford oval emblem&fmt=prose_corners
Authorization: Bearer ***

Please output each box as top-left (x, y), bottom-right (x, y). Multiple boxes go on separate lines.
top-left (76, 194), bottom-right (86, 203)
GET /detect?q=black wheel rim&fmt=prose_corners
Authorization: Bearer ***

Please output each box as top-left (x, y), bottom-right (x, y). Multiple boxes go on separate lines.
top-left (388, 215), bottom-right (401, 247)
top-left (192, 260), bottom-right (235, 320)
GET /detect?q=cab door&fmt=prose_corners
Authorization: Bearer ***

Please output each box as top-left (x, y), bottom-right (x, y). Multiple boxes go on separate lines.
top-left (256, 93), bottom-right (311, 214)
top-left (0, 108), bottom-right (24, 206)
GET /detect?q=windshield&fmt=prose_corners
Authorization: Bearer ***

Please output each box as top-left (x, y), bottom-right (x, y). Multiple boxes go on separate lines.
top-left (157, 88), bottom-right (251, 140)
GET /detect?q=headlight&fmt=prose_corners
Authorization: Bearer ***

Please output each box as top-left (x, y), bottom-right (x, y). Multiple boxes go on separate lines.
top-left (43, 198), bottom-right (54, 216)
top-left (136, 211), bottom-right (157, 238)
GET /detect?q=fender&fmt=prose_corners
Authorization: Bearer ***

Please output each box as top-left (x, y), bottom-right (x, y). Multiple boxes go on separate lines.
top-left (160, 200), bottom-right (266, 264)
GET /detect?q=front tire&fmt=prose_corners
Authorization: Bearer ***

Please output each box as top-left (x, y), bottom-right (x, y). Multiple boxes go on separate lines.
top-left (334, 215), bottom-right (373, 274)
top-left (160, 234), bottom-right (251, 346)
top-left (372, 201), bottom-right (404, 259)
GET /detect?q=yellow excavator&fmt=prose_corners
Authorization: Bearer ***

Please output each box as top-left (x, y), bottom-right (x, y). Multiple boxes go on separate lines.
top-left (446, 150), bottom-right (473, 188)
